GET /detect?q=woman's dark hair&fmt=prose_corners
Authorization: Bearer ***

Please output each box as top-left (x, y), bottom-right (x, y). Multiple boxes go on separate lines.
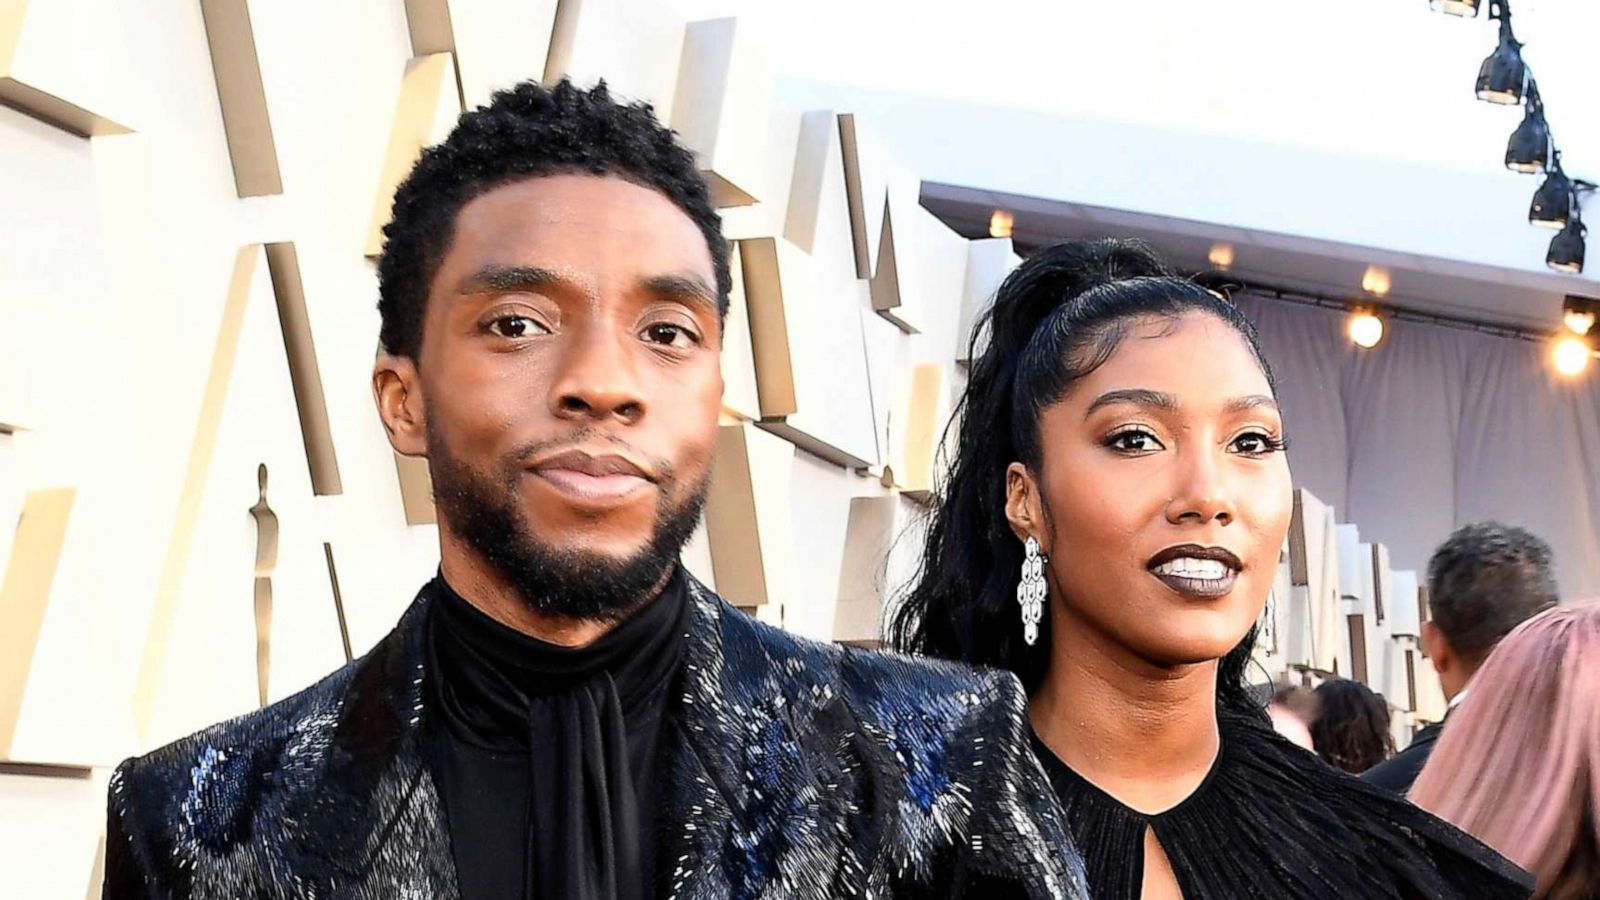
top-left (887, 238), bottom-right (1276, 717)
top-left (1309, 678), bottom-right (1395, 773)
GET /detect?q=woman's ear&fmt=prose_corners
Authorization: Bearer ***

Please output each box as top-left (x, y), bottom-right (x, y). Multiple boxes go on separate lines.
top-left (373, 353), bottom-right (427, 457)
top-left (1004, 462), bottom-right (1048, 552)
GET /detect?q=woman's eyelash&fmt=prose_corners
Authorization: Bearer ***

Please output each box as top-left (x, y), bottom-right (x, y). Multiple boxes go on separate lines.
top-left (1237, 432), bottom-right (1290, 453)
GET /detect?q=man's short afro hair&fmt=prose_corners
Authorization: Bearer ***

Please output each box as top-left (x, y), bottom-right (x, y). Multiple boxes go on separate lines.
top-left (376, 78), bottom-right (730, 360)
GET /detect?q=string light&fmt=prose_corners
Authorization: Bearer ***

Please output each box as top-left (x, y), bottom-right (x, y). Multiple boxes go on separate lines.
top-left (1552, 335), bottom-right (1594, 377)
top-left (989, 210), bottom-right (1014, 238)
top-left (1349, 309), bottom-right (1386, 349)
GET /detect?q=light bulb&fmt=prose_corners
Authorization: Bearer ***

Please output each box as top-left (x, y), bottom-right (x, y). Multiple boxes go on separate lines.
top-left (1361, 266), bottom-right (1391, 297)
top-left (1349, 311), bottom-right (1385, 349)
top-left (1553, 336), bottom-right (1593, 377)
top-left (989, 210), bottom-right (1014, 239)
top-left (1208, 243), bottom-right (1234, 270)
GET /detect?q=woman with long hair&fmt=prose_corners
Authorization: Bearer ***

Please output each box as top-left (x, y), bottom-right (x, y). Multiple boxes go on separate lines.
top-left (890, 238), bottom-right (1531, 899)
top-left (1411, 601), bottom-right (1600, 899)
top-left (1311, 677), bottom-right (1396, 774)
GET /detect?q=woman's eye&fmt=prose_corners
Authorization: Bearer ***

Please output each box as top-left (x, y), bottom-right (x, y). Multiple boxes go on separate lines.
top-left (487, 315), bottom-right (547, 339)
top-left (1231, 431), bottom-right (1285, 455)
top-left (1106, 429), bottom-right (1163, 453)
top-left (643, 322), bottom-right (699, 349)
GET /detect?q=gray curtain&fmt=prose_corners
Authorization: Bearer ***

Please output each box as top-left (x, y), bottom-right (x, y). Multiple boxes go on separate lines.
top-left (1234, 294), bottom-right (1600, 599)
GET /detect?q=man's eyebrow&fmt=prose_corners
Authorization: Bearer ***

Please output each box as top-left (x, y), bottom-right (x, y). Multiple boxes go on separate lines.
top-left (455, 264), bottom-right (565, 294)
top-left (1224, 394), bottom-right (1280, 415)
top-left (1084, 389), bottom-right (1178, 419)
top-left (642, 273), bottom-right (719, 313)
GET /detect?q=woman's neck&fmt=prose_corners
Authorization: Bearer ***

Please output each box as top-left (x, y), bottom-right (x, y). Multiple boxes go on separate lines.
top-left (1029, 607), bottom-right (1222, 815)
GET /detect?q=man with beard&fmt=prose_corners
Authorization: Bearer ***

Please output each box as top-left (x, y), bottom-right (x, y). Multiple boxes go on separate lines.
top-left (102, 80), bottom-right (1085, 900)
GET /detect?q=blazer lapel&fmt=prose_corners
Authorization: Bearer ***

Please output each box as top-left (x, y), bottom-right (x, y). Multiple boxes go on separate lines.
top-left (282, 594), bottom-right (460, 896)
top-left (658, 579), bottom-right (859, 899)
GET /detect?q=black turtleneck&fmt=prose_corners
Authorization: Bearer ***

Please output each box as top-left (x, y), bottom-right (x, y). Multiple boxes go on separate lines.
top-left (421, 568), bottom-right (689, 900)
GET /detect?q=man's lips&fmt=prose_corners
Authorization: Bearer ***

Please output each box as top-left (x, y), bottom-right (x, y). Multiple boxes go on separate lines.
top-left (527, 449), bottom-right (655, 503)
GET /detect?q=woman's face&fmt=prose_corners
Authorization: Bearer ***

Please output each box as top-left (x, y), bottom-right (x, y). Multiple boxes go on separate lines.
top-left (1007, 311), bottom-right (1293, 667)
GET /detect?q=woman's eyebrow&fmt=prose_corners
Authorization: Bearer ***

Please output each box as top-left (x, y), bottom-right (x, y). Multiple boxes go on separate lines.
top-left (1084, 389), bottom-right (1177, 419)
top-left (1224, 394), bottom-right (1279, 414)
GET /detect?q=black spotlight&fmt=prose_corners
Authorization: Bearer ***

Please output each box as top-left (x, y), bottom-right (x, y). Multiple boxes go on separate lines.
top-left (1476, 14), bottom-right (1526, 104)
top-left (1431, 0), bottom-right (1480, 14)
top-left (1530, 156), bottom-right (1573, 228)
top-left (1548, 214), bottom-right (1587, 274)
top-left (1505, 106), bottom-right (1550, 173)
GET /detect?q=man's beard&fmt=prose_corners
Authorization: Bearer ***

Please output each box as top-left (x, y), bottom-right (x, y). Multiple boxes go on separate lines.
top-left (427, 424), bottom-right (708, 621)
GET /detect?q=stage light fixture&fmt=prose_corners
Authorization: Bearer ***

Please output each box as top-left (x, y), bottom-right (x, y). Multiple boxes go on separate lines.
top-left (1530, 162), bottom-right (1573, 228)
top-left (1504, 98), bottom-right (1550, 173)
top-left (1476, 13), bottom-right (1526, 104)
top-left (1430, 0), bottom-right (1480, 15)
top-left (1547, 215), bottom-right (1587, 273)
top-left (1348, 309), bottom-right (1386, 349)
top-left (989, 210), bottom-right (1014, 238)
top-left (1553, 335), bottom-right (1594, 377)
top-left (1563, 295), bottom-right (1598, 336)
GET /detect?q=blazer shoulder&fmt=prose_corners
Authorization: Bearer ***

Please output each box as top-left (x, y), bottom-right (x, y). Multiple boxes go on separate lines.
top-left (110, 656), bottom-right (359, 832)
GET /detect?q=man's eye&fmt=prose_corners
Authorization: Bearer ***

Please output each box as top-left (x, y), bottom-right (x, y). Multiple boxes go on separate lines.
top-left (643, 322), bottom-right (698, 349)
top-left (1105, 429), bottom-right (1163, 453)
top-left (488, 316), bottom-right (546, 339)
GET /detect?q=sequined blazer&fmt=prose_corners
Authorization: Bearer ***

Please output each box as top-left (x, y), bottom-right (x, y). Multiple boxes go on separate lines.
top-left (104, 577), bottom-right (1088, 899)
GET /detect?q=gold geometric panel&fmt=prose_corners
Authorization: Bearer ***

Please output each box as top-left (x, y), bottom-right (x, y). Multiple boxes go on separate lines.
top-left (670, 17), bottom-right (768, 209)
top-left (737, 236), bottom-right (805, 419)
top-left (263, 243), bottom-right (341, 496)
top-left (837, 113), bottom-right (889, 279)
top-left (886, 363), bottom-right (951, 501)
top-left (135, 244), bottom-right (348, 745)
top-left (199, 0), bottom-right (282, 196)
top-left (868, 173), bottom-right (956, 335)
top-left (832, 492), bottom-right (920, 644)
top-left (132, 246), bottom-right (261, 741)
top-left (394, 450), bottom-right (436, 526)
top-left (744, 234), bottom-right (876, 468)
top-left (703, 422), bottom-right (793, 609)
top-left (404, 0), bottom-right (560, 110)
top-left (365, 52), bottom-right (462, 258)
top-left (719, 241), bottom-right (761, 421)
top-left (958, 237), bottom-right (1019, 362)
top-left (0, 0), bottom-right (131, 137)
top-left (0, 487), bottom-right (75, 760)
top-left (544, 0), bottom-right (684, 114)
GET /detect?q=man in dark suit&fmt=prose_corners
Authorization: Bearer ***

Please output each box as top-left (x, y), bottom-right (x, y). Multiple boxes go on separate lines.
top-left (103, 80), bottom-right (1087, 899)
top-left (1364, 521), bottom-right (1557, 795)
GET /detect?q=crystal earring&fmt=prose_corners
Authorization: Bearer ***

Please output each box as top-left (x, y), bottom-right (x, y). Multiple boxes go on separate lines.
top-left (1018, 536), bottom-right (1047, 646)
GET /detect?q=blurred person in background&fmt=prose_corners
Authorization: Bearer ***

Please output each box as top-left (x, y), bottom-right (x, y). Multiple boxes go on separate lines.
top-left (1411, 602), bottom-right (1600, 899)
top-left (1310, 678), bottom-right (1394, 774)
top-left (1365, 522), bottom-right (1559, 794)
top-left (1267, 684), bottom-right (1319, 751)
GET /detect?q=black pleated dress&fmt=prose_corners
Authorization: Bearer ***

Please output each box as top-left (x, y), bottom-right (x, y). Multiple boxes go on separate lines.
top-left (1031, 710), bottom-right (1534, 899)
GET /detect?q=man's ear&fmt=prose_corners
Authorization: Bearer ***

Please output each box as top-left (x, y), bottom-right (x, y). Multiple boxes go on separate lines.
top-left (1421, 621), bottom-right (1452, 675)
top-left (373, 352), bottom-right (427, 457)
top-left (1004, 462), bottom-right (1050, 554)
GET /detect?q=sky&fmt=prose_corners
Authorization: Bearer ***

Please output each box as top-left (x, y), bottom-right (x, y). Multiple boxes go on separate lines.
top-left (666, 0), bottom-right (1599, 181)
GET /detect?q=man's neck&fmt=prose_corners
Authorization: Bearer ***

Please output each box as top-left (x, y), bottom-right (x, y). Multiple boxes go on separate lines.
top-left (1029, 608), bottom-right (1221, 815)
top-left (437, 534), bottom-right (671, 649)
